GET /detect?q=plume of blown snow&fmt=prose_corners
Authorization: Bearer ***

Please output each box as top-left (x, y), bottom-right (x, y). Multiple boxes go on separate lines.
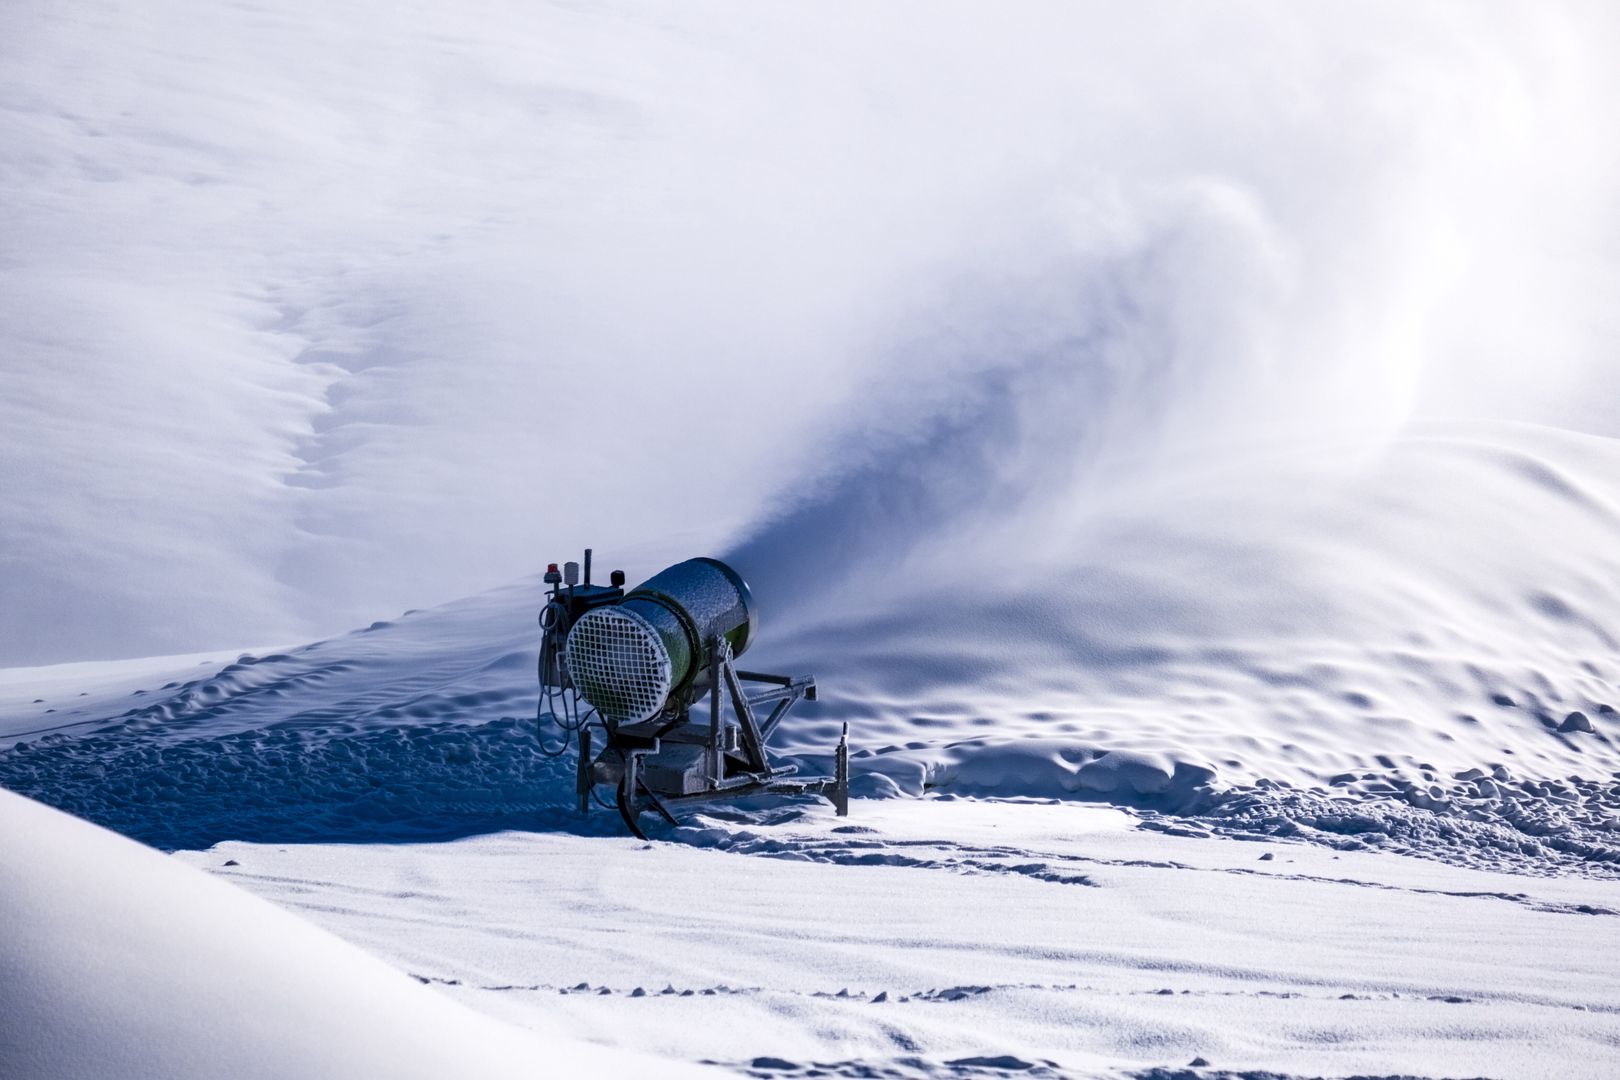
top-left (2, 0), bottom-right (1618, 662)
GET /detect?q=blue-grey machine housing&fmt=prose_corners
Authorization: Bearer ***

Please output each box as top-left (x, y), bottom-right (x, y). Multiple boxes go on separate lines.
top-left (537, 549), bottom-right (847, 837)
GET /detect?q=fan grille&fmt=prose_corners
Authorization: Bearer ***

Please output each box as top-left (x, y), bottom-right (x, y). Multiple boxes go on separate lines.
top-left (565, 606), bottom-right (673, 723)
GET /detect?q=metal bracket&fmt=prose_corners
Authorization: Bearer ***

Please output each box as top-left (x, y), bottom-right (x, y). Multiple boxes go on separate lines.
top-left (579, 639), bottom-right (839, 835)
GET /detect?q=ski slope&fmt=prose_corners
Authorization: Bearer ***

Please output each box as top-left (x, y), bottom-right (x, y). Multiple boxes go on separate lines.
top-left (4, 1), bottom-right (1620, 1077)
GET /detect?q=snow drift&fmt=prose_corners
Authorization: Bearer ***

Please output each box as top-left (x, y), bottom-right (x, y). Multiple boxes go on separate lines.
top-left (0, 786), bottom-right (712, 1080)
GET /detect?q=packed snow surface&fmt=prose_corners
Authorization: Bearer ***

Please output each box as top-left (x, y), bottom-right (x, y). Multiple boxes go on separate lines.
top-left (174, 798), bottom-right (1620, 1079)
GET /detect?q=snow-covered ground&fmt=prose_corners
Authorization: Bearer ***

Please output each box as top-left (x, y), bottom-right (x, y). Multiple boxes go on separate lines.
top-left (171, 799), bottom-right (1620, 1079)
top-left (5, 416), bottom-right (1620, 1076)
top-left (0, 786), bottom-right (714, 1080)
top-left (5, 1), bottom-right (1620, 1077)
top-left (5, 421), bottom-right (1618, 874)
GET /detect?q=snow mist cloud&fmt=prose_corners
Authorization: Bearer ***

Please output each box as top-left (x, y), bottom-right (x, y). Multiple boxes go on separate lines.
top-left (1, 0), bottom-right (1617, 663)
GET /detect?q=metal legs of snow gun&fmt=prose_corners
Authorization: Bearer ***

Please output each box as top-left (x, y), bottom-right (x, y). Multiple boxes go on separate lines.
top-left (580, 637), bottom-right (848, 837)
top-left (615, 750), bottom-right (678, 839)
top-left (835, 722), bottom-right (850, 818)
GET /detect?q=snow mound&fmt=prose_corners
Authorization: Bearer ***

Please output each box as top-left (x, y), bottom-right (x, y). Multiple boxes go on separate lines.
top-left (0, 787), bottom-right (712, 1079)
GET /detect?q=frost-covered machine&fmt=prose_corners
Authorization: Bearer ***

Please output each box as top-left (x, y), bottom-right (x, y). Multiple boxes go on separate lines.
top-left (534, 549), bottom-right (848, 837)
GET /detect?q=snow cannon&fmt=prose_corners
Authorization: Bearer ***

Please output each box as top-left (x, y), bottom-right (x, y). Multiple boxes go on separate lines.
top-left (534, 549), bottom-right (848, 838)
top-left (565, 558), bottom-right (758, 725)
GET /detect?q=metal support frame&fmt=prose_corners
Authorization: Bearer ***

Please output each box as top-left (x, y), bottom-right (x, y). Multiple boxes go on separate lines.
top-left (581, 641), bottom-right (846, 838)
top-left (576, 725), bottom-right (592, 816)
top-left (835, 722), bottom-right (849, 817)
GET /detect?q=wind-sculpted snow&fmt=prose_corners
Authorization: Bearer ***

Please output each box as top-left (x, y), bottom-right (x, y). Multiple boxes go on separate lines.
top-left (3, 423), bottom-right (1619, 877)
top-left (0, 584), bottom-right (587, 849)
top-left (0, 718), bottom-right (580, 851)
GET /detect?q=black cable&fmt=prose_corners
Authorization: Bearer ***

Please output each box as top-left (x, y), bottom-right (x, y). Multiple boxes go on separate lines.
top-left (518, 600), bottom-right (618, 812)
top-left (508, 598), bottom-right (583, 758)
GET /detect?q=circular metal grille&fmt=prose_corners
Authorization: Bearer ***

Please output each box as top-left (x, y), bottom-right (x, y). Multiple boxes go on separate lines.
top-left (565, 606), bottom-right (673, 723)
